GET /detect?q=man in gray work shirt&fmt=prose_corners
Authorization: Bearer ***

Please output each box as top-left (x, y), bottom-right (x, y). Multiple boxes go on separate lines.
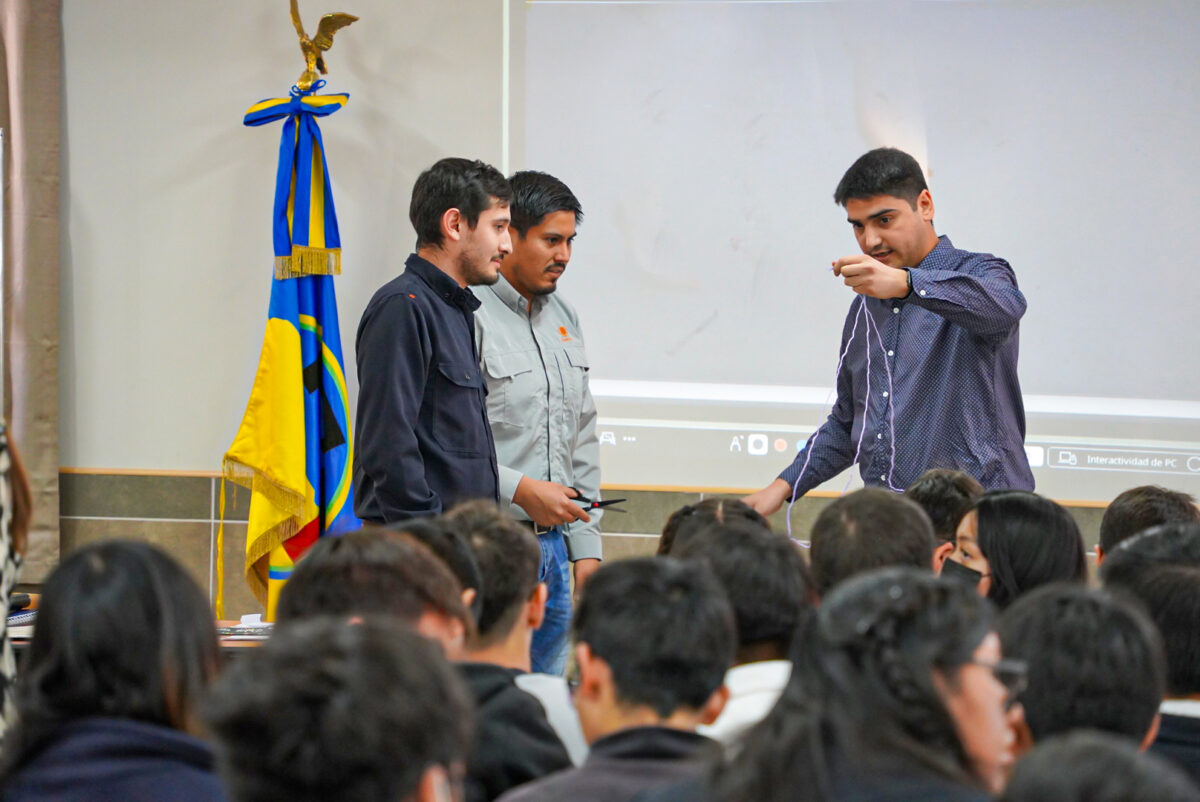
top-left (474, 171), bottom-right (602, 675)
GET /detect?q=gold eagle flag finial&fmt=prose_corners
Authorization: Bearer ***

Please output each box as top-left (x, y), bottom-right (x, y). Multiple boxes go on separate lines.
top-left (290, 0), bottom-right (358, 91)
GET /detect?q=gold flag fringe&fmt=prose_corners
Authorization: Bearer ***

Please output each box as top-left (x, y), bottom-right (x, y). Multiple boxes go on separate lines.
top-left (274, 245), bottom-right (341, 279)
top-left (222, 456), bottom-right (308, 605)
top-left (216, 477), bottom-right (227, 620)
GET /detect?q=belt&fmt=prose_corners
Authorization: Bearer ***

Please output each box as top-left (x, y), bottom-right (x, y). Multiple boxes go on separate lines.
top-left (520, 520), bottom-right (556, 536)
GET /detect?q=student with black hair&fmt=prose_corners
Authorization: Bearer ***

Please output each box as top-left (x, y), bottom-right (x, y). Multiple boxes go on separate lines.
top-left (656, 497), bottom-right (769, 556)
top-left (204, 617), bottom-right (473, 802)
top-left (744, 146), bottom-right (1033, 516)
top-left (711, 568), bottom-right (1022, 801)
top-left (674, 521), bottom-right (814, 753)
top-left (809, 487), bottom-right (937, 597)
top-left (997, 584), bottom-right (1165, 752)
top-left (905, 468), bottom-right (983, 572)
top-left (944, 490), bottom-right (1086, 609)
top-left (1097, 485), bottom-right (1199, 564)
top-left (442, 501), bottom-right (575, 795)
top-left (1001, 730), bottom-right (1200, 802)
top-left (0, 541), bottom-right (225, 801)
top-left (1102, 521), bottom-right (1200, 785)
top-left (389, 515), bottom-right (485, 624)
top-left (499, 558), bottom-right (735, 802)
top-left (274, 527), bottom-right (473, 658)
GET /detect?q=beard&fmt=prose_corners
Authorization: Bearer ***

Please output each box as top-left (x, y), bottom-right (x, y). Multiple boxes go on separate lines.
top-left (458, 251), bottom-right (501, 287)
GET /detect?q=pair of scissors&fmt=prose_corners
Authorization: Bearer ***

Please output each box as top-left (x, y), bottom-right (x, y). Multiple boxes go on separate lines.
top-left (570, 488), bottom-right (627, 514)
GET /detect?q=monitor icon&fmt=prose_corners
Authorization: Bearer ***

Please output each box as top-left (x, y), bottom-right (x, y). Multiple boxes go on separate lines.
top-left (747, 434), bottom-right (768, 456)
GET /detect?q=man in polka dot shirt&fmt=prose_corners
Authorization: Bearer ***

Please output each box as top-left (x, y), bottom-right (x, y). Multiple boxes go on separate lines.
top-left (745, 147), bottom-right (1034, 516)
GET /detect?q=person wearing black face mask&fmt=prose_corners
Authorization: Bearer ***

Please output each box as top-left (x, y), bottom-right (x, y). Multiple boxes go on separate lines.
top-left (944, 491), bottom-right (1086, 610)
top-left (942, 554), bottom-right (989, 590)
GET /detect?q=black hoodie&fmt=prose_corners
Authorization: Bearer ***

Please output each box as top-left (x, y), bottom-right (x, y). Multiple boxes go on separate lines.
top-left (458, 662), bottom-right (572, 802)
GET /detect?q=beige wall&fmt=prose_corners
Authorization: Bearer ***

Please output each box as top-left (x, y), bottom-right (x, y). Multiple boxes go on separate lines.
top-left (60, 0), bottom-right (505, 470)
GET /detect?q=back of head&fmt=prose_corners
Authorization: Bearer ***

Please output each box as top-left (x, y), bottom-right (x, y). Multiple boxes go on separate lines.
top-left (1102, 522), bottom-right (1200, 696)
top-left (674, 521), bottom-right (814, 659)
top-left (3, 540), bottom-right (219, 775)
top-left (1099, 485), bottom-right (1199, 556)
top-left (720, 568), bottom-right (993, 800)
top-left (997, 584), bottom-right (1165, 743)
top-left (658, 497), bottom-right (770, 556)
top-left (388, 517), bottom-right (483, 623)
top-left (204, 616), bottom-right (473, 802)
top-left (904, 469), bottom-right (984, 544)
top-left (444, 500), bottom-right (540, 646)
top-left (834, 147), bottom-right (929, 207)
top-left (410, 157), bottom-right (511, 249)
top-left (972, 490), bottom-right (1087, 609)
top-left (809, 487), bottom-right (936, 597)
top-left (507, 170), bottom-right (583, 236)
top-left (275, 528), bottom-right (470, 635)
top-left (573, 557), bottom-right (736, 718)
top-left (1001, 730), bottom-right (1200, 802)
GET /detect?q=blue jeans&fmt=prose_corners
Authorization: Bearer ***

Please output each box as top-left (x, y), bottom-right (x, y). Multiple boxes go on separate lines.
top-left (530, 528), bottom-right (571, 676)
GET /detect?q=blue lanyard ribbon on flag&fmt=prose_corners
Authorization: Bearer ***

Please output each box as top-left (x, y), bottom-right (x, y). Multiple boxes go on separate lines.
top-left (244, 82), bottom-right (350, 279)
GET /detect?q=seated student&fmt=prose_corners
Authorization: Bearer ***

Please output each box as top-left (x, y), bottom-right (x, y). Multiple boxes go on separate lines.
top-left (0, 541), bottom-right (226, 802)
top-left (389, 516), bottom-right (485, 623)
top-left (1001, 730), bottom-right (1200, 802)
top-left (809, 487), bottom-right (937, 597)
top-left (274, 527), bottom-right (473, 658)
top-left (1102, 522), bottom-right (1200, 786)
top-left (499, 558), bottom-right (735, 802)
top-left (713, 567), bottom-right (1021, 801)
top-left (944, 490), bottom-right (1087, 609)
top-left (673, 521), bottom-right (815, 754)
top-left (1097, 485), bottom-right (1199, 564)
top-left (997, 584), bottom-right (1165, 753)
top-left (440, 501), bottom-right (576, 794)
top-left (204, 617), bottom-right (472, 802)
top-left (904, 468), bottom-right (984, 572)
top-left (656, 497), bottom-right (769, 556)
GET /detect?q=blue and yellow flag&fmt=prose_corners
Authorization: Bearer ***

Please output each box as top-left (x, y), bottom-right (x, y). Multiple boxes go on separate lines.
top-left (221, 83), bottom-right (359, 619)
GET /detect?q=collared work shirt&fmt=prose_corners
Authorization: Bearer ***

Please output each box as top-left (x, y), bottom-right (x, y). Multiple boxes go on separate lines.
top-left (353, 254), bottom-right (499, 522)
top-left (780, 236), bottom-right (1034, 495)
top-left (474, 274), bottom-right (602, 561)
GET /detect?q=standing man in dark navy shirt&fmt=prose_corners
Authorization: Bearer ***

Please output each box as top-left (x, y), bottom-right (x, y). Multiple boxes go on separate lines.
top-left (354, 158), bottom-right (512, 522)
top-left (745, 148), bottom-right (1034, 516)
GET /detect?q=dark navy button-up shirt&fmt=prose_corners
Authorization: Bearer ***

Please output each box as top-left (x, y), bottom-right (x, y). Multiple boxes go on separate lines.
top-left (779, 236), bottom-right (1034, 496)
top-left (354, 254), bottom-right (499, 522)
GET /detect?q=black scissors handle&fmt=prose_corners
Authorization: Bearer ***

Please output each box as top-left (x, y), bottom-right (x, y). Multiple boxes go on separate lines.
top-left (570, 488), bottom-right (627, 512)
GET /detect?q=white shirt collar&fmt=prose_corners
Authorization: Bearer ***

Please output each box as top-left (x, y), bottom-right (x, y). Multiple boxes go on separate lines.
top-left (1160, 699), bottom-right (1200, 718)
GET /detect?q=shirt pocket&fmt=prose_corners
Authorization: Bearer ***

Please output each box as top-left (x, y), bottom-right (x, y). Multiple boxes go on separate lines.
top-left (432, 361), bottom-right (487, 456)
top-left (560, 346), bottom-right (589, 418)
top-left (482, 351), bottom-right (537, 427)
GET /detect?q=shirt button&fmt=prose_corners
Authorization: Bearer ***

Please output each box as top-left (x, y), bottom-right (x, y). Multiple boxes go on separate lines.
top-left (887, 350), bottom-right (894, 357)
top-left (876, 433), bottom-right (882, 439)
top-left (892, 307), bottom-right (899, 314)
top-left (880, 475), bottom-right (887, 481)
top-left (882, 391), bottom-right (889, 398)
top-left (919, 290), bottom-right (927, 296)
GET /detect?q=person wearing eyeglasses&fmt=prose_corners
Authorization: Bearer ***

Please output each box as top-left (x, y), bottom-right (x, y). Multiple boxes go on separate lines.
top-left (698, 567), bottom-right (1027, 801)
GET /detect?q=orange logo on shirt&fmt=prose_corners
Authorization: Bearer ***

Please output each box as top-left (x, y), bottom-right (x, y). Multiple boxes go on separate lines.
top-left (558, 326), bottom-right (572, 341)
